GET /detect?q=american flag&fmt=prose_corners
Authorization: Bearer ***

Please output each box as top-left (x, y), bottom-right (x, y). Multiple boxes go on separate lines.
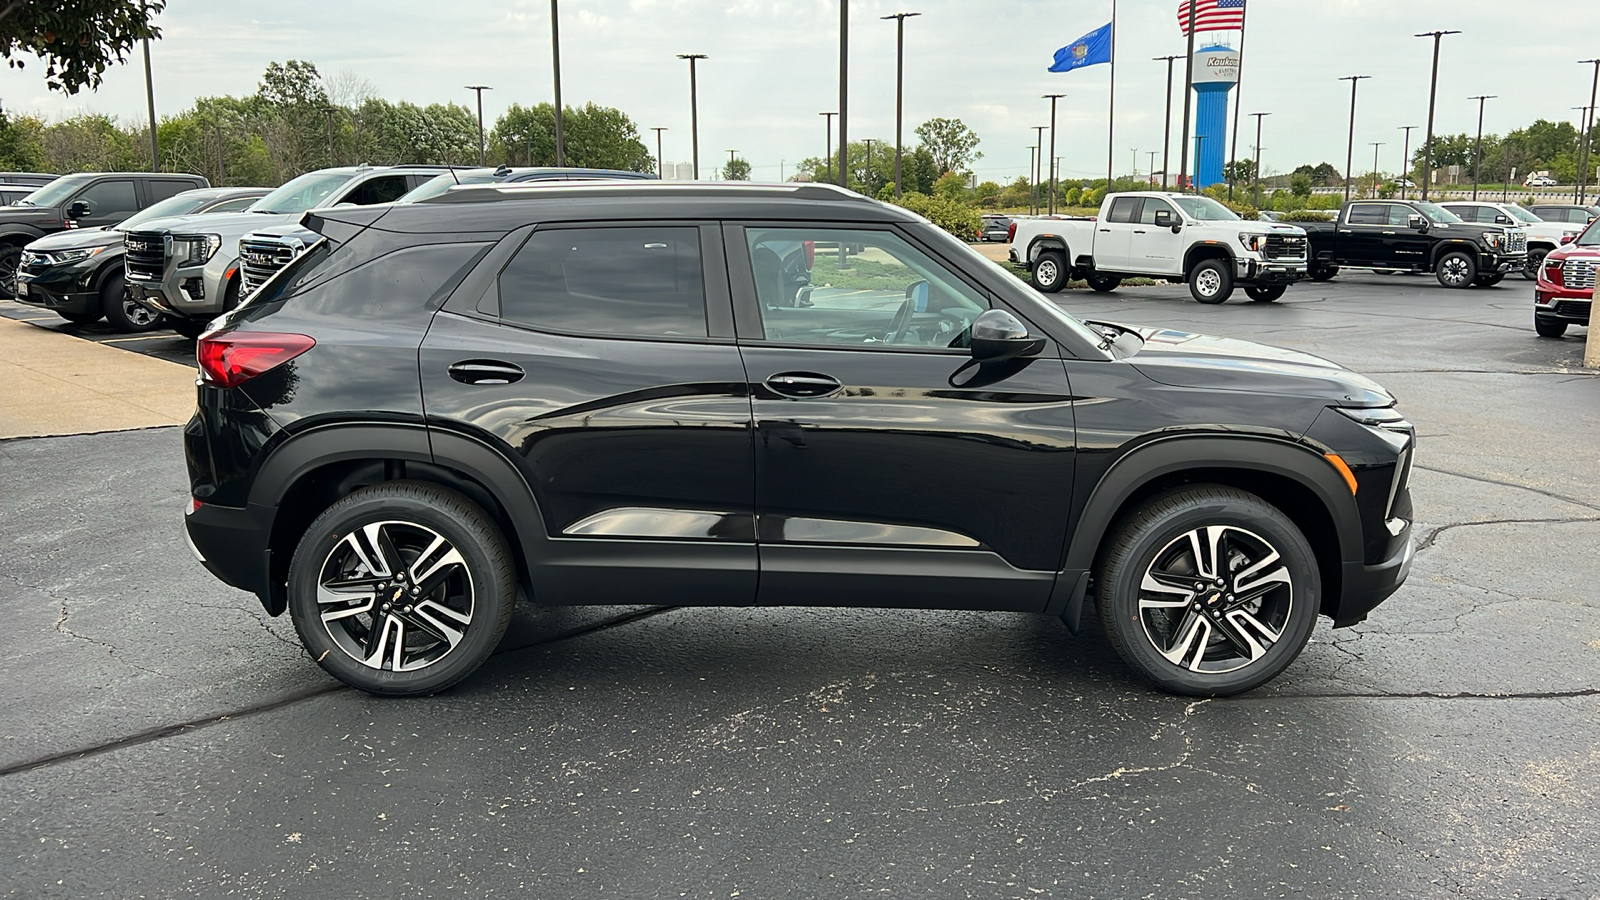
top-left (1177, 0), bottom-right (1245, 35)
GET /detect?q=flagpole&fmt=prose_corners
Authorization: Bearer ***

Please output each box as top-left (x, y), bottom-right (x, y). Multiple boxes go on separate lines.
top-left (1227, 0), bottom-right (1248, 201)
top-left (1178, 0), bottom-right (1197, 192)
top-left (1107, 0), bottom-right (1117, 189)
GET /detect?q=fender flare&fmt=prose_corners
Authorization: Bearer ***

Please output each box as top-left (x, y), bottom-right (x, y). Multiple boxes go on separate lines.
top-left (1428, 240), bottom-right (1480, 267)
top-left (0, 225), bottom-right (46, 246)
top-left (1182, 242), bottom-right (1237, 276)
top-left (1025, 234), bottom-right (1070, 268)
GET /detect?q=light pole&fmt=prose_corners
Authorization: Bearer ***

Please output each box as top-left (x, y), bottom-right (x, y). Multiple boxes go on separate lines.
top-left (1155, 55), bottom-right (1180, 190)
top-left (1469, 95), bottom-right (1495, 201)
top-left (465, 85), bottom-right (491, 166)
top-left (651, 127), bottom-right (667, 179)
top-left (726, 149), bottom-right (739, 179)
top-left (1147, 150), bottom-right (1157, 186)
top-left (1043, 94), bottom-right (1065, 214)
top-left (1193, 134), bottom-right (1206, 192)
top-left (142, 29), bottom-right (158, 171)
top-left (1369, 142), bottom-right (1384, 199)
top-left (862, 138), bottom-right (875, 193)
top-left (837, 0), bottom-right (849, 189)
top-left (1027, 145), bottom-right (1038, 214)
top-left (1178, 0), bottom-right (1198, 191)
top-left (1398, 125), bottom-right (1417, 199)
top-left (1032, 126), bottom-right (1047, 210)
top-left (820, 112), bottom-right (837, 182)
top-left (1416, 30), bottom-right (1462, 200)
top-left (550, 0), bottom-right (564, 165)
top-left (1578, 59), bottom-right (1600, 204)
top-left (677, 54), bottom-right (707, 179)
top-left (882, 11), bottom-right (920, 198)
top-left (324, 106), bottom-right (335, 166)
top-left (1577, 105), bottom-right (1595, 203)
top-left (1250, 112), bottom-right (1269, 208)
top-left (1339, 75), bottom-right (1371, 202)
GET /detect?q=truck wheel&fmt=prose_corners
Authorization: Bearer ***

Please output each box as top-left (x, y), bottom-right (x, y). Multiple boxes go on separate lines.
top-left (169, 317), bottom-right (208, 340)
top-left (55, 310), bottom-right (102, 324)
top-left (1307, 264), bottom-right (1339, 282)
top-left (1521, 248), bottom-right (1548, 281)
top-left (1473, 273), bottom-right (1504, 288)
top-left (1030, 251), bottom-right (1068, 293)
top-left (1189, 259), bottom-right (1234, 304)
top-left (1534, 317), bottom-right (1568, 338)
top-left (1245, 285), bottom-right (1286, 303)
top-left (1436, 251), bottom-right (1476, 288)
top-left (1086, 273), bottom-right (1121, 293)
top-left (0, 245), bottom-right (20, 299)
top-left (100, 278), bottom-right (163, 333)
top-left (1095, 485), bottom-right (1321, 696)
top-left (287, 481), bottom-right (517, 697)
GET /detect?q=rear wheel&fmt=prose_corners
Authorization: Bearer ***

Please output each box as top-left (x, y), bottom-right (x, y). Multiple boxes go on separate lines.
top-left (169, 316), bottom-right (208, 339)
top-left (1086, 273), bottom-right (1121, 293)
top-left (1030, 250), bottom-right (1068, 293)
top-left (1534, 316), bottom-right (1568, 338)
top-left (100, 277), bottom-right (162, 333)
top-left (1095, 485), bottom-right (1321, 696)
top-left (55, 310), bottom-right (101, 324)
top-left (1474, 273), bottom-right (1505, 287)
top-left (287, 481), bottom-right (517, 696)
top-left (1189, 258), bottom-right (1234, 304)
top-left (1522, 247), bottom-right (1548, 281)
top-left (0, 245), bottom-right (20, 299)
top-left (1307, 264), bottom-right (1339, 282)
top-left (1435, 251), bottom-right (1476, 289)
top-left (1245, 284), bottom-right (1286, 303)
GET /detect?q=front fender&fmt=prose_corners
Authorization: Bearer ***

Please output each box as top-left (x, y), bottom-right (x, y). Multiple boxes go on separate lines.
top-left (1, 225), bottom-right (48, 245)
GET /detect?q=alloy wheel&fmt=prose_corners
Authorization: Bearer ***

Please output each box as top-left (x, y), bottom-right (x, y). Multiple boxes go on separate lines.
top-left (1440, 256), bottom-right (1471, 286)
top-left (315, 520), bottom-right (476, 672)
top-left (1136, 524), bottom-right (1294, 674)
top-left (123, 297), bottom-right (159, 328)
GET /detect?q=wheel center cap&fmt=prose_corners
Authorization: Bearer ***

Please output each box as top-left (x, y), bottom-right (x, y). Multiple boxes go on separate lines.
top-left (389, 585), bottom-right (407, 604)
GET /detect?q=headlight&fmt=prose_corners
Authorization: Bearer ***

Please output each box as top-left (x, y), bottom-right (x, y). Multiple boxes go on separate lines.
top-left (178, 234), bottom-right (222, 265)
top-left (1237, 232), bottom-right (1266, 253)
top-left (48, 247), bottom-right (105, 265)
top-left (1483, 231), bottom-right (1504, 248)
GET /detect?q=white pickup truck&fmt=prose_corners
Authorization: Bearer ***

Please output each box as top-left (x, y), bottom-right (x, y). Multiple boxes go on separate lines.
top-left (1007, 191), bottom-right (1310, 303)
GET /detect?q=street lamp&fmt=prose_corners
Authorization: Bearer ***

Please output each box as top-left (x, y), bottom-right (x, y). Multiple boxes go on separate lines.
top-left (1154, 55), bottom-right (1181, 190)
top-left (1043, 94), bottom-right (1065, 214)
top-left (1369, 142), bottom-right (1384, 199)
top-left (1416, 30), bottom-right (1462, 200)
top-left (651, 127), bottom-right (667, 179)
top-left (1577, 105), bottom-right (1596, 203)
top-left (1027, 145), bottom-right (1038, 214)
top-left (1469, 95), bottom-right (1496, 201)
top-left (862, 138), bottom-right (876, 193)
top-left (1250, 112), bottom-right (1270, 208)
top-left (465, 85), bottom-right (492, 166)
top-left (550, 0), bottom-right (564, 166)
top-left (820, 112), bottom-right (837, 183)
top-left (1398, 125), bottom-right (1417, 200)
top-left (1578, 59), bottom-right (1600, 204)
top-left (1147, 150), bottom-right (1158, 186)
top-left (677, 54), bottom-right (708, 179)
top-left (838, 1), bottom-right (849, 188)
top-left (1032, 125), bottom-right (1047, 211)
top-left (142, 25), bottom-right (158, 171)
top-left (881, 12), bottom-right (920, 199)
top-left (726, 149), bottom-right (739, 179)
top-left (1338, 75), bottom-right (1371, 202)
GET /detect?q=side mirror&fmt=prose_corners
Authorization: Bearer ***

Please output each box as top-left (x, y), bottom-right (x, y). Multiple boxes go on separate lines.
top-left (67, 200), bottom-right (91, 219)
top-left (970, 309), bottom-right (1046, 363)
top-left (905, 279), bottom-right (930, 312)
top-left (1153, 209), bottom-right (1173, 227)
top-left (1408, 214), bottom-right (1427, 232)
top-left (1561, 234), bottom-right (1575, 245)
top-left (1495, 215), bottom-right (1512, 225)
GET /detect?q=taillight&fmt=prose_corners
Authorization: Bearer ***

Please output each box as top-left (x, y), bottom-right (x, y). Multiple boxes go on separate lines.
top-left (198, 331), bottom-right (315, 388)
top-left (803, 240), bottom-right (815, 270)
top-left (1007, 222), bottom-right (1017, 242)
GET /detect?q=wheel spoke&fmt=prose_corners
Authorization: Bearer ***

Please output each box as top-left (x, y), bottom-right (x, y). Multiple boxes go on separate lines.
top-left (1160, 612), bottom-right (1213, 671)
top-left (1230, 563), bottom-right (1292, 609)
top-left (362, 615), bottom-right (405, 670)
top-left (409, 599), bottom-right (470, 649)
top-left (1221, 608), bottom-right (1282, 660)
top-left (1141, 567), bottom-right (1198, 600)
top-left (368, 523), bottom-right (407, 581)
top-left (409, 539), bottom-right (465, 593)
top-left (342, 529), bottom-right (389, 579)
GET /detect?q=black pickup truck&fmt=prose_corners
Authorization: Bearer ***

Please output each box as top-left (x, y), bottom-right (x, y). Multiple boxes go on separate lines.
top-left (1299, 199), bottom-right (1528, 289)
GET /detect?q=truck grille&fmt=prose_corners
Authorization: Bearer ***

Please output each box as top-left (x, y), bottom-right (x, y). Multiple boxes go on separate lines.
top-left (238, 236), bottom-right (303, 296)
top-left (1504, 231), bottom-right (1527, 254)
top-left (123, 231), bottom-right (167, 281)
top-left (1561, 259), bottom-right (1596, 290)
top-left (1264, 234), bottom-right (1308, 261)
top-left (1554, 300), bottom-right (1591, 319)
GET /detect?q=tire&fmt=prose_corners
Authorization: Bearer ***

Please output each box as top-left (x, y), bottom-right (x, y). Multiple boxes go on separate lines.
top-left (1188, 258), bottom-right (1234, 304)
top-left (100, 276), bottom-right (163, 333)
top-left (1307, 264), bottom-right (1339, 282)
top-left (1534, 316), bottom-right (1568, 338)
top-left (1522, 247), bottom-right (1548, 281)
top-left (169, 316), bottom-right (208, 339)
top-left (1086, 273), bottom-right (1121, 293)
top-left (1030, 250), bottom-right (1068, 293)
top-left (1435, 250), bottom-right (1476, 289)
top-left (1245, 284), bottom-right (1286, 303)
top-left (55, 310), bottom-right (102, 324)
top-left (1095, 485), bottom-right (1321, 696)
top-left (286, 481), bottom-right (517, 696)
top-left (0, 245), bottom-right (20, 299)
top-left (1473, 273), bottom-right (1504, 288)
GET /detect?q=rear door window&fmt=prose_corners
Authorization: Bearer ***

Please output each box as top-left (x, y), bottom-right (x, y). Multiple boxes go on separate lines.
top-left (1106, 197), bottom-right (1142, 224)
top-left (1346, 204), bottom-right (1387, 225)
top-left (147, 180), bottom-right (196, 203)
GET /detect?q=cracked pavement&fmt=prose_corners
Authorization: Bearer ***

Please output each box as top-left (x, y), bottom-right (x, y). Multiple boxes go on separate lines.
top-left (2, 273), bottom-right (1598, 898)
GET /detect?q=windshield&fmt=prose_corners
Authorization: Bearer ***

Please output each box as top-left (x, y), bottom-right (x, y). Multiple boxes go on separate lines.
top-left (1412, 201), bottom-right (1462, 224)
top-left (399, 171), bottom-right (501, 203)
top-left (252, 172), bottom-right (358, 215)
top-left (1578, 219), bottom-right (1600, 246)
top-left (1501, 204), bottom-right (1543, 224)
top-left (1171, 195), bottom-right (1241, 222)
top-left (113, 192), bottom-right (219, 231)
top-left (13, 173), bottom-right (95, 208)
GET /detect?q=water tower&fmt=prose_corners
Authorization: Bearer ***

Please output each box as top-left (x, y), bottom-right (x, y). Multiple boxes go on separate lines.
top-left (1191, 44), bottom-right (1240, 188)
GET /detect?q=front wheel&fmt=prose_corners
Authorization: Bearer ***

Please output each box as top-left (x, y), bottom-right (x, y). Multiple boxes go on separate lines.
top-left (1030, 250), bottom-right (1068, 293)
top-left (1522, 248), bottom-right (1547, 281)
top-left (1534, 316), bottom-right (1568, 338)
top-left (286, 481), bottom-right (517, 696)
top-left (0, 245), bottom-right (20, 299)
top-left (1245, 284), bottom-right (1286, 303)
top-left (55, 310), bottom-right (102, 324)
top-left (1474, 273), bottom-right (1505, 288)
top-left (101, 278), bottom-right (163, 333)
top-left (1307, 264), bottom-right (1339, 282)
top-left (168, 316), bottom-right (208, 339)
top-left (1086, 273), bottom-right (1121, 293)
top-left (1095, 485), bottom-right (1321, 696)
top-left (1435, 251), bottom-right (1476, 289)
top-left (1189, 258), bottom-right (1234, 304)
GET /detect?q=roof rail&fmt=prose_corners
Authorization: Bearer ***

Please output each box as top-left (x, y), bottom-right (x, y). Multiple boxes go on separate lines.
top-left (417, 180), bottom-right (876, 205)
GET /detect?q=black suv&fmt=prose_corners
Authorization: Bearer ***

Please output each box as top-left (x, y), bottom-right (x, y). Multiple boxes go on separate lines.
top-left (184, 183), bottom-right (1415, 698)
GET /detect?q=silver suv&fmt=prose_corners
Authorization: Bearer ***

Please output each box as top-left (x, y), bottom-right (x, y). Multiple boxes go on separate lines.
top-left (125, 165), bottom-right (454, 336)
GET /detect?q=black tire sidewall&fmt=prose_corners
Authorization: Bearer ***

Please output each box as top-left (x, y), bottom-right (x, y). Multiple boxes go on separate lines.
top-left (1534, 316), bottom-right (1567, 338)
top-left (1032, 251), bottom-right (1067, 293)
top-left (101, 275), bottom-right (161, 332)
top-left (1246, 284), bottom-right (1286, 302)
top-left (1436, 251), bottom-right (1476, 288)
top-left (1522, 248), bottom-right (1547, 281)
top-left (1308, 265), bottom-right (1338, 282)
top-left (0, 245), bottom-right (20, 299)
top-left (1088, 274), bottom-right (1121, 293)
top-left (1098, 488), bottom-right (1321, 696)
top-left (1190, 259), bottom-right (1233, 304)
top-left (287, 483), bottom-right (515, 696)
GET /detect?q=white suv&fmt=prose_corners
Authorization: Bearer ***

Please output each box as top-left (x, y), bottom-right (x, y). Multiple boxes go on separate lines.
top-left (1439, 201), bottom-right (1583, 279)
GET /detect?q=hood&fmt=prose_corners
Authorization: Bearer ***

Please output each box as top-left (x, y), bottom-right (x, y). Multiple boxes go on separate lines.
top-left (1234, 221), bottom-right (1307, 237)
top-left (26, 227), bottom-right (123, 252)
top-left (1101, 323), bottom-right (1394, 407)
top-left (121, 210), bottom-right (291, 237)
top-left (1549, 241), bottom-right (1600, 262)
top-left (0, 204), bottom-right (67, 228)
top-left (1425, 220), bottom-right (1508, 241)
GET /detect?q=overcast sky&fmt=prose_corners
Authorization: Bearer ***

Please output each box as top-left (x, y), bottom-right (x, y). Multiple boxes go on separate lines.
top-left (3, 0), bottom-right (1596, 182)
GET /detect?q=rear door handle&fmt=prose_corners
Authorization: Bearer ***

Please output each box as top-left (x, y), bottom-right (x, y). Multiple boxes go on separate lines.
top-left (764, 371), bottom-right (842, 399)
top-left (1098, 228), bottom-right (1111, 233)
top-left (1133, 229), bottom-right (1147, 234)
top-left (1382, 231), bottom-right (1396, 235)
top-left (448, 359), bottom-right (524, 385)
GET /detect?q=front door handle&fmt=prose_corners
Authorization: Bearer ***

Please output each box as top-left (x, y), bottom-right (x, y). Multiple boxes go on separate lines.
top-left (448, 359), bottom-right (524, 385)
top-left (764, 371), bottom-right (842, 399)
top-left (1382, 231), bottom-right (1397, 235)
top-left (1133, 229), bottom-right (1147, 234)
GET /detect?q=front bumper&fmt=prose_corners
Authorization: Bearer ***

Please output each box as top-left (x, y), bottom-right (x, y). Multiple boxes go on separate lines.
top-left (13, 276), bottom-right (99, 315)
top-left (1481, 252), bottom-right (1525, 274)
top-left (127, 263), bottom-right (216, 320)
top-left (1336, 525), bottom-right (1414, 627)
top-left (1235, 257), bottom-right (1308, 285)
top-left (1534, 280), bottom-right (1592, 325)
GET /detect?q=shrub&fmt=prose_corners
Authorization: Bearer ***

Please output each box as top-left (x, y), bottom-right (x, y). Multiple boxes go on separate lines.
top-left (1080, 187), bottom-right (1104, 207)
top-left (894, 191), bottom-right (981, 241)
top-left (1281, 210), bottom-right (1333, 222)
top-left (1063, 186), bottom-right (1082, 206)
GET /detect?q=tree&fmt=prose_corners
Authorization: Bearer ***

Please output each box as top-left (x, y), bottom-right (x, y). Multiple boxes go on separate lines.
top-left (1292, 162), bottom-right (1340, 186)
top-left (488, 103), bottom-right (651, 171)
top-left (933, 170), bottom-right (968, 201)
top-left (1223, 158), bottom-right (1256, 184)
top-left (0, 112), bottom-right (46, 171)
top-left (914, 117), bottom-right (982, 174)
top-left (1, 0), bottom-right (163, 94)
top-left (722, 157), bottom-right (751, 180)
top-left (1289, 172), bottom-right (1313, 198)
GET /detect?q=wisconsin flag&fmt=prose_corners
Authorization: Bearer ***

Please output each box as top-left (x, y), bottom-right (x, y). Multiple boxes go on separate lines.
top-left (1049, 22), bottom-right (1113, 73)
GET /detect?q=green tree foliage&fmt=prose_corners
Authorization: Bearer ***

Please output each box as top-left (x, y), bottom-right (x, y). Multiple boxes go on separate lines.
top-left (0, 112), bottom-right (47, 171)
top-left (722, 157), bottom-right (751, 180)
top-left (1223, 158), bottom-right (1256, 184)
top-left (1, 0), bottom-right (163, 94)
top-left (933, 170), bottom-right (968, 201)
top-left (973, 180), bottom-right (1002, 207)
top-left (487, 102), bottom-right (651, 171)
top-left (913, 118), bottom-right (982, 175)
top-left (997, 176), bottom-right (1031, 209)
top-left (892, 191), bottom-right (980, 241)
top-left (1291, 162), bottom-right (1341, 186)
top-left (1289, 172), bottom-right (1313, 198)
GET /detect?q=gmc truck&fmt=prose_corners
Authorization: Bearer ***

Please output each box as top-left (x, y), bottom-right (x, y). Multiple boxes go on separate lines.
top-left (1297, 199), bottom-right (1528, 289)
top-left (1008, 192), bottom-right (1309, 304)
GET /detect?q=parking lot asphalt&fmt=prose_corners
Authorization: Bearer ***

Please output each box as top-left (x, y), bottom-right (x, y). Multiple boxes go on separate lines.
top-left (2, 273), bottom-right (1599, 898)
